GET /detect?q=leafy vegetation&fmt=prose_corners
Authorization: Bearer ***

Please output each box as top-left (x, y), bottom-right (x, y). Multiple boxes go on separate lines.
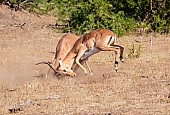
top-left (1, 0), bottom-right (170, 36)
top-left (128, 43), bottom-right (143, 58)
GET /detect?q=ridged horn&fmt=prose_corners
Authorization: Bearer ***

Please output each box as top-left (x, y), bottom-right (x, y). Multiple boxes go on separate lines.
top-left (36, 62), bottom-right (58, 75)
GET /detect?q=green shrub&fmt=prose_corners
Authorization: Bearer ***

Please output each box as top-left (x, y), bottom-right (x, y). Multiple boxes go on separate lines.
top-left (55, 0), bottom-right (137, 36)
top-left (128, 43), bottom-right (143, 58)
top-left (2, 0), bottom-right (169, 35)
top-left (53, 0), bottom-right (169, 35)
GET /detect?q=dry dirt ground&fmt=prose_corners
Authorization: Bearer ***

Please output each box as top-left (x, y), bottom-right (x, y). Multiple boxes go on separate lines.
top-left (0, 5), bottom-right (170, 114)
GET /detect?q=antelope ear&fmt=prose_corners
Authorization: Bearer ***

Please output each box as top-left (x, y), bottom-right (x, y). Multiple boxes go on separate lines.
top-left (59, 58), bottom-right (63, 67)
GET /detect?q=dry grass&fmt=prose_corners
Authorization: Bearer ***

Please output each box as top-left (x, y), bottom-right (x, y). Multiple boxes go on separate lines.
top-left (1, 34), bottom-right (170, 114)
top-left (0, 5), bottom-right (170, 114)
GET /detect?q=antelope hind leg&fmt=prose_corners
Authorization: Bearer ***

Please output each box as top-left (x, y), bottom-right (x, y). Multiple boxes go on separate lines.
top-left (111, 44), bottom-right (124, 62)
top-left (99, 46), bottom-right (120, 71)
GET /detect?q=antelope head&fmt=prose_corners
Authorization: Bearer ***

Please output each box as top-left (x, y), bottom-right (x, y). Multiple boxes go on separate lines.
top-left (56, 58), bottom-right (76, 77)
top-left (36, 59), bottom-right (76, 77)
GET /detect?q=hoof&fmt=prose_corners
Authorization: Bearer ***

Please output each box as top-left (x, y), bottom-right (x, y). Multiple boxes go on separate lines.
top-left (87, 73), bottom-right (93, 77)
top-left (84, 70), bottom-right (88, 76)
top-left (120, 55), bottom-right (124, 62)
top-left (73, 74), bottom-right (76, 77)
top-left (115, 69), bottom-right (118, 72)
top-left (121, 58), bottom-right (124, 62)
top-left (115, 66), bottom-right (118, 72)
top-left (120, 57), bottom-right (124, 62)
top-left (90, 73), bottom-right (93, 76)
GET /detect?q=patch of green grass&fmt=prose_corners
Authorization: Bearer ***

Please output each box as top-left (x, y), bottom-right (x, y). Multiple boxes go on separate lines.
top-left (127, 43), bottom-right (143, 58)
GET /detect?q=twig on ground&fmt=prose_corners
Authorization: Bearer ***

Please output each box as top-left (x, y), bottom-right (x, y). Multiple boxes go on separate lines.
top-left (8, 99), bottom-right (32, 113)
top-left (43, 95), bottom-right (60, 100)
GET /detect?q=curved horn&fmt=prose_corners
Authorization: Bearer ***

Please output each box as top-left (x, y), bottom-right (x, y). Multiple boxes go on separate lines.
top-left (36, 62), bottom-right (58, 75)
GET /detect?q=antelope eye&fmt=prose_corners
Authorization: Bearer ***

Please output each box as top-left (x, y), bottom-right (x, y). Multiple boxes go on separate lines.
top-left (63, 69), bottom-right (67, 72)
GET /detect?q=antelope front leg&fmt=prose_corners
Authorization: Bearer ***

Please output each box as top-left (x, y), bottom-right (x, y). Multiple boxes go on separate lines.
top-left (75, 46), bottom-right (88, 75)
top-left (73, 58), bottom-right (93, 76)
top-left (82, 58), bottom-right (93, 76)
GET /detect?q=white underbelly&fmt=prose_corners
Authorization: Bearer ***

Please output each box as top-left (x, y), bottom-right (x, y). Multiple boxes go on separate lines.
top-left (82, 47), bottom-right (100, 60)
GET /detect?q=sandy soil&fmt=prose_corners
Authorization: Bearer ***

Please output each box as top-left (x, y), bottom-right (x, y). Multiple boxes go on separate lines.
top-left (0, 5), bottom-right (170, 114)
top-left (0, 5), bottom-right (59, 89)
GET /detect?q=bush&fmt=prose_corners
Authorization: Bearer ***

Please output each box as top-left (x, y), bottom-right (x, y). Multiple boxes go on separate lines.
top-left (1, 0), bottom-right (33, 10)
top-left (128, 43), bottom-right (143, 58)
top-left (2, 0), bottom-right (169, 35)
top-left (54, 0), bottom-right (170, 36)
top-left (67, 1), bottom-right (137, 36)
